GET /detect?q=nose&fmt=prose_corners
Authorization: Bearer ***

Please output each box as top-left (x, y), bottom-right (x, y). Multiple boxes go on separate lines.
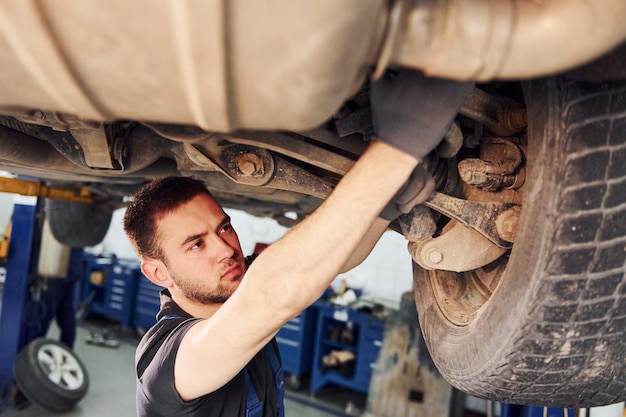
top-left (210, 234), bottom-right (236, 261)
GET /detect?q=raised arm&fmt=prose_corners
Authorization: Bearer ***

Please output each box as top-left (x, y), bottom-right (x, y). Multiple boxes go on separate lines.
top-left (173, 70), bottom-right (474, 400)
top-left (340, 216), bottom-right (391, 273)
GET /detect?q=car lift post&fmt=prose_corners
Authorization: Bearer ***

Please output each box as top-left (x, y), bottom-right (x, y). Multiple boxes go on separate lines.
top-left (0, 196), bottom-right (40, 405)
top-left (0, 178), bottom-right (92, 406)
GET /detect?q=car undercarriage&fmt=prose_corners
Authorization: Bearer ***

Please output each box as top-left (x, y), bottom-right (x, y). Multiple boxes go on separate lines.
top-left (0, 0), bottom-right (625, 409)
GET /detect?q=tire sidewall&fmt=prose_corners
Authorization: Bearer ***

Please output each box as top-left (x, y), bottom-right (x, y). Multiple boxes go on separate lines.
top-left (14, 337), bottom-right (90, 411)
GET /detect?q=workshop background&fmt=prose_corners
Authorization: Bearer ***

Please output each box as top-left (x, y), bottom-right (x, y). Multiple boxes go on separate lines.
top-left (0, 191), bottom-right (624, 417)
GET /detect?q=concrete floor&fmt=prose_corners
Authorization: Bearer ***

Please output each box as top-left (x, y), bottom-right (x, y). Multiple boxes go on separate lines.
top-left (1, 321), bottom-right (365, 417)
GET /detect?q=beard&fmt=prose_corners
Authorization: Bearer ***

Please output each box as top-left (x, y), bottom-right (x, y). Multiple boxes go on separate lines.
top-left (169, 261), bottom-right (244, 305)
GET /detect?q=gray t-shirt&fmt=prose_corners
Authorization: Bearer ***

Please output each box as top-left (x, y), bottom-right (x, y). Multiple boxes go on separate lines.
top-left (135, 291), bottom-right (279, 417)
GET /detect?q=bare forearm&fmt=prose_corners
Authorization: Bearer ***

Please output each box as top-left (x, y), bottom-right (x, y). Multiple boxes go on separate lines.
top-left (242, 141), bottom-right (417, 318)
top-left (340, 217), bottom-right (390, 273)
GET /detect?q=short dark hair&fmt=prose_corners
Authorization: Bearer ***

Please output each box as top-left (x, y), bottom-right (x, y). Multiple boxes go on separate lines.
top-left (123, 176), bottom-right (214, 260)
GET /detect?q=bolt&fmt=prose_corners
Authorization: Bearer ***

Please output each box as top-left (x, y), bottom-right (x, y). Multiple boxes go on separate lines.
top-left (236, 153), bottom-right (263, 176)
top-left (496, 205), bottom-right (521, 243)
top-left (427, 248), bottom-right (444, 264)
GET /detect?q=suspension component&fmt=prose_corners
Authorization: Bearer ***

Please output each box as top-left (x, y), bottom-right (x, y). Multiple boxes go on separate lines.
top-left (422, 192), bottom-right (520, 248)
top-left (181, 142), bottom-right (334, 199)
top-left (458, 138), bottom-right (525, 191)
top-left (459, 88), bottom-right (527, 137)
top-left (409, 221), bottom-right (507, 272)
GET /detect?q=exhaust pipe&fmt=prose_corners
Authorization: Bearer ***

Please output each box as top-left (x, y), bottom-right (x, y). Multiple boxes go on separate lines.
top-left (386, 0), bottom-right (626, 80)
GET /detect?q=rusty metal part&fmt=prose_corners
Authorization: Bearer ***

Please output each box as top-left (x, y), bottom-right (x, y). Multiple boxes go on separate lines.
top-left (458, 138), bottom-right (525, 191)
top-left (264, 157), bottom-right (334, 200)
top-left (409, 221), bottom-right (507, 272)
top-left (495, 205), bottom-right (521, 243)
top-left (181, 142), bottom-right (334, 199)
top-left (459, 88), bottom-right (527, 136)
top-left (236, 153), bottom-right (263, 176)
top-left (219, 145), bottom-right (274, 186)
top-left (12, 111), bottom-right (118, 169)
top-left (227, 131), bottom-right (356, 175)
top-left (423, 192), bottom-right (520, 248)
top-left (0, 177), bottom-right (92, 203)
top-left (69, 120), bottom-right (116, 169)
top-left (436, 121), bottom-right (463, 158)
top-left (398, 205), bottom-right (437, 242)
top-left (12, 110), bottom-right (70, 131)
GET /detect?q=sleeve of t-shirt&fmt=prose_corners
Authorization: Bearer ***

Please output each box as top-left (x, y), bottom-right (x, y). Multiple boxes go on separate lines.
top-left (136, 320), bottom-right (201, 415)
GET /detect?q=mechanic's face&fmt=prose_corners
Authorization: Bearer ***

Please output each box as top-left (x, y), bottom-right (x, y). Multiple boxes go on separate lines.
top-left (154, 194), bottom-right (246, 306)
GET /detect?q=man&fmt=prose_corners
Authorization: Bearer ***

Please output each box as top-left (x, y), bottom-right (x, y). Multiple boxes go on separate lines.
top-left (123, 69), bottom-right (473, 417)
top-left (34, 247), bottom-right (84, 349)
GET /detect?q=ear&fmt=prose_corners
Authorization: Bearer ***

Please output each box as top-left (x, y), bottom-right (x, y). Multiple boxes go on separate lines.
top-left (141, 258), bottom-right (172, 287)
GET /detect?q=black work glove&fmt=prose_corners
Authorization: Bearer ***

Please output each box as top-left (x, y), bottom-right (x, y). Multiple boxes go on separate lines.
top-left (379, 164), bottom-right (435, 221)
top-left (371, 68), bottom-right (474, 220)
top-left (370, 68), bottom-right (474, 161)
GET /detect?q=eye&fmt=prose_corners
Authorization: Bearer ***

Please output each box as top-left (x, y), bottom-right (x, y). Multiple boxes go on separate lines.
top-left (219, 223), bottom-right (233, 234)
top-left (189, 239), bottom-right (204, 250)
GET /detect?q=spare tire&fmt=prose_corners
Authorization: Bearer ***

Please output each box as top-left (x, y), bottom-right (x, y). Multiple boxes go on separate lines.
top-left (13, 338), bottom-right (89, 412)
top-left (413, 76), bottom-right (626, 408)
top-left (45, 199), bottom-right (112, 247)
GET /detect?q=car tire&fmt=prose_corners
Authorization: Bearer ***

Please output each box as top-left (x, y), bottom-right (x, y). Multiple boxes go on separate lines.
top-left (413, 76), bottom-right (626, 408)
top-left (13, 338), bottom-right (89, 412)
top-left (45, 199), bottom-right (112, 247)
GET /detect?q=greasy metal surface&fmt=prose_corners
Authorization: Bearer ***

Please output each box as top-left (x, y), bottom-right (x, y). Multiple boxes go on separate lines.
top-left (219, 145), bottom-right (275, 186)
top-left (423, 192), bottom-right (519, 247)
top-left (69, 122), bottom-right (115, 169)
top-left (181, 142), bottom-right (335, 199)
top-left (227, 131), bottom-right (357, 175)
top-left (459, 88), bottom-right (527, 136)
top-left (398, 205), bottom-right (437, 242)
top-left (409, 221), bottom-right (507, 272)
top-left (436, 121), bottom-right (463, 159)
top-left (457, 138), bottom-right (525, 191)
top-left (263, 158), bottom-right (333, 199)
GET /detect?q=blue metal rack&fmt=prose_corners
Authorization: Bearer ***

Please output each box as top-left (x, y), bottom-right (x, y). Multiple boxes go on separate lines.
top-left (310, 302), bottom-right (384, 394)
top-left (275, 304), bottom-right (319, 388)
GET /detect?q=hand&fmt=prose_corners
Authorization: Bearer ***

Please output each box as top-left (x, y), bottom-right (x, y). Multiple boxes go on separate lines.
top-left (379, 164), bottom-right (435, 221)
top-left (370, 69), bottom-right (474, 161)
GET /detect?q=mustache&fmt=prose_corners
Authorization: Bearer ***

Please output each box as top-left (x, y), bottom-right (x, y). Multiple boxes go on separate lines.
top-left (219, 258), bottom-right (244, 276)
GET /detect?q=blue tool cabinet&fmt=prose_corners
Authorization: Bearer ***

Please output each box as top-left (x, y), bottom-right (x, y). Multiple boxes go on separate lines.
top-left (133, 272), bottom-right (162, 331)
top-left (275, 304), bottom-right (319, 389)
top-left (310, 303), bottom-right (384, 394)
top-left (81, 257), bottom-right (139, 328)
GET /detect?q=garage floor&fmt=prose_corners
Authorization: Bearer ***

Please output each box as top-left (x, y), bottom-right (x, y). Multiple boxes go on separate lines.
top-left (1, 320), bottom-right (366, 417)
